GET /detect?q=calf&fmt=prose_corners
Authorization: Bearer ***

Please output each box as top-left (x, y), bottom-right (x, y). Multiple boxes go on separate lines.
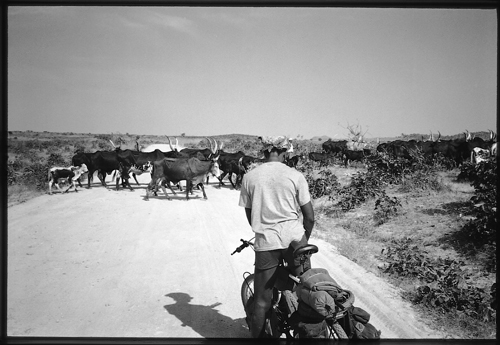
top-left (308, 152), bottom-right (335, 167)
top-left (343, 149), bottom-right (370, 167)
top-left (48, 164), bottom-right (88, 195)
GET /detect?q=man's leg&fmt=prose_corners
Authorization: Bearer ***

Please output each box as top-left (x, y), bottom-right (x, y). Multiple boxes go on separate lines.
top-left (251, 266), bottom-right (277, 338)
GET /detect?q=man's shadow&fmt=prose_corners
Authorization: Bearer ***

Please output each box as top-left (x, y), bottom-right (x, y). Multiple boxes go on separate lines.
top-left (164, 292), bottom-right (249, 338)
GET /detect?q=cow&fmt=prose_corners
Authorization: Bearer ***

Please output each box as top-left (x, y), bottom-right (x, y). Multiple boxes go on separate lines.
top-left (145, 140), bottom-right (221, 200)
top-left (48, 164), bottom-right (88, 195)
top-left (215, 147), bottom-right (246, 189)
top-left (145, 155), bottom-right (221, 201)
top-left (284, 154), bottom-right (302, 168)
top-left (322, 139), bottom-right (347, 155)
top-left (342, 149), bottom-right (371, 167)
top-left (179, 137), bottom-right (219, 160)
top-left (487, 130), bottom-right (497, 157)
top-left (126, 147), bottom-right (184, 185)
top-left (308, 152), bottom-right (335, 167)
top-left (88, 150), bottom-right (137, 190)
top-left (471, 147), bottom-right (491, 164)
top-left (141, 136), bottom-right (186, 153)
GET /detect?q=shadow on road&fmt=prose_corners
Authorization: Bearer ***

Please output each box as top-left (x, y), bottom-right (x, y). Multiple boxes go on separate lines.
top-left (164, 292), bottom-right (249, 338)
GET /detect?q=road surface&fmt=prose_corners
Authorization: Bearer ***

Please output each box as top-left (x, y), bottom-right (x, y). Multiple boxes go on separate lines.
top-left (8, 173), bottom-right (443, 338)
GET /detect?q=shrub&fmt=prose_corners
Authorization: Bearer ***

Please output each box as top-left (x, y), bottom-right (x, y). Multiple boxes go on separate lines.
top-left (335, 171), bottom-right (384, 212)
top-left (305, 168), bottom-right (340, 199)
top-left (373, 194), bottom-right (402, 225)
top-left (47, 153), bottom-right (68, 167)
top-left (457, 158), bottom-right (497, 251)
top-left (365, 151), bottom-right (449, 193)
top-left (379, 238), bottom-right (496, 323)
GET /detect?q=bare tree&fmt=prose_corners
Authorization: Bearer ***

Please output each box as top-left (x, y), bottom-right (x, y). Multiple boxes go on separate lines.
top-left (339, 121), bottom-right (369, 142)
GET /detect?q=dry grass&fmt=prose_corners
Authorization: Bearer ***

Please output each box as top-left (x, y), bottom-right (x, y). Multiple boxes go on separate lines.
top-left (8, 184), bottom-right (45, 208)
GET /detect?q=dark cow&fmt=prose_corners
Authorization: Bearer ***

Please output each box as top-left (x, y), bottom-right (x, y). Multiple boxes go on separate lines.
top-left (322, 139), bottom-right (347, 155)
top-left (308, 152), bottom-right (335, 167)
top-left (90, 150), bottom-right (137, 190)
top-left (343, 149), bottom-right (371, 167)
top-left (72, 149), bottom-right (135, 190)
top-left (284, 154), bottom-right (302, 169)
top-left (215, 149), bottom-right (246, 189)
top-left (72, 151), bottom-right (94, 188)
top-left (179, 137), bottom-right (219, 160)
top-left (145, 155), bottom-right (221, 200)
top-left (120, 148), bottom-right (184, 186)
top-left (48, 164), bottom-right (88, 195)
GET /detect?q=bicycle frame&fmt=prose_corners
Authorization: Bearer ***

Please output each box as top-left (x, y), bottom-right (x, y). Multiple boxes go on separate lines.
top-left (233, 237), bottom-right (353, 339)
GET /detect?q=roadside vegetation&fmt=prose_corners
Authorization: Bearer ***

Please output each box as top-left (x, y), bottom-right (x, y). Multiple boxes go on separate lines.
top-left (7, 130), bottom-right (496, 338)
top-left (302, 151), bottom-right (496, 339)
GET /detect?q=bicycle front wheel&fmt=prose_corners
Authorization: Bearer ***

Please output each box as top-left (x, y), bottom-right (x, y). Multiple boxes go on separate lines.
top-left (241, 273), bottom-right (255, 310)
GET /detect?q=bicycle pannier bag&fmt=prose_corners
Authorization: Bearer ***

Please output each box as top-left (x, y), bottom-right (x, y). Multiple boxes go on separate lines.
top-left (289, 311), bottom-right (329, 338)
top-left (340, 306), bottom-right (381, 339)
top-left (296, 268), bottom-right (349, 317)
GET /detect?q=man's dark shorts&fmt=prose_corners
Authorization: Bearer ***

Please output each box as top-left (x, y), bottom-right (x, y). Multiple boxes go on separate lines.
top-left (255, 246), bottom-right (297, 271)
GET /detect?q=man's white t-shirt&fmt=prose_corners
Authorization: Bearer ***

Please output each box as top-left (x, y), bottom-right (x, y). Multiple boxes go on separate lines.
top-left (238, 162), bottom-right (311, 251)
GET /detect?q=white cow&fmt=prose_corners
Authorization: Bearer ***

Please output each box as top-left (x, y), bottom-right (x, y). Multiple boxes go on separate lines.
top-left (141, 137), bottom-right (186, 153)
top-left (471, 147), bottom-right (491, 164)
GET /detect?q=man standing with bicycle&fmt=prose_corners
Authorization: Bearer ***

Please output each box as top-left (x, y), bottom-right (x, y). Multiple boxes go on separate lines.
top-left (239, 135), bottom-right (315, 338)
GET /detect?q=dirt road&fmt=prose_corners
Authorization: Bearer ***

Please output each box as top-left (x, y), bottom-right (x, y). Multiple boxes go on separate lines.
top-left (8, 174), bottom-right (444, 338)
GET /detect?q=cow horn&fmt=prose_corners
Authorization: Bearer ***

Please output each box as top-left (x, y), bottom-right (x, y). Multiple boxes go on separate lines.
top-left (175, 137), bottom-right (179, 148)
top-left (109, 140), bottom-right (117, 149)
top-left (205, 137), bottom-right (213, 153)
top-left (167, 137), bottom-right (174, 151)
top-left (219, 140), bottom-right (224, 151)
top-left (489, 129), bottom-right (493, 140)
top-left (430, 131), bottom-right (434, 142)
top-left (466, 130), bottom-right (471, 141)
top-left (213, 138), bottom-right (218, 154)
top-left (437, 131), bottom-right (441, 141)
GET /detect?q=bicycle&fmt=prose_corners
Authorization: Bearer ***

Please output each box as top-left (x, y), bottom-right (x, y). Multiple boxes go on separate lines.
top-left (231, 237), bottom-right (354, 339)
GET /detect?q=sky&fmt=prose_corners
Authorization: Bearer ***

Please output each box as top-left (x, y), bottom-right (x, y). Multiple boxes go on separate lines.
top-left (7, 6), bottom-right (497, 139)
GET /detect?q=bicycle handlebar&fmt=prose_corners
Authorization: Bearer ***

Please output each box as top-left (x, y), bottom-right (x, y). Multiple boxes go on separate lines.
top-left (231, 239), bottom-right (254, 255)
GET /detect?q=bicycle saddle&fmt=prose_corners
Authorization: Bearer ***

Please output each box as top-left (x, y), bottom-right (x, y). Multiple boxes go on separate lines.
top-left (293, 244), bottom-right (319, 258)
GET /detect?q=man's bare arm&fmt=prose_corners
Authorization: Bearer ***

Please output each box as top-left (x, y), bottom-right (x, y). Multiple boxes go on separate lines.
top-left (300, 201), bottom-right (315, 240)
top-left (245, 208), bottom-right (252, 226)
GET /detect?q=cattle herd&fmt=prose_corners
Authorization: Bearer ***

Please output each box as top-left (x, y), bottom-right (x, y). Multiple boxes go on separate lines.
top-left (310, 130), bottom-right (497, 167)
top-left (48, 137), bottom-right (266, 199)
top-left (48, 130), bottom-right (497, 198)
